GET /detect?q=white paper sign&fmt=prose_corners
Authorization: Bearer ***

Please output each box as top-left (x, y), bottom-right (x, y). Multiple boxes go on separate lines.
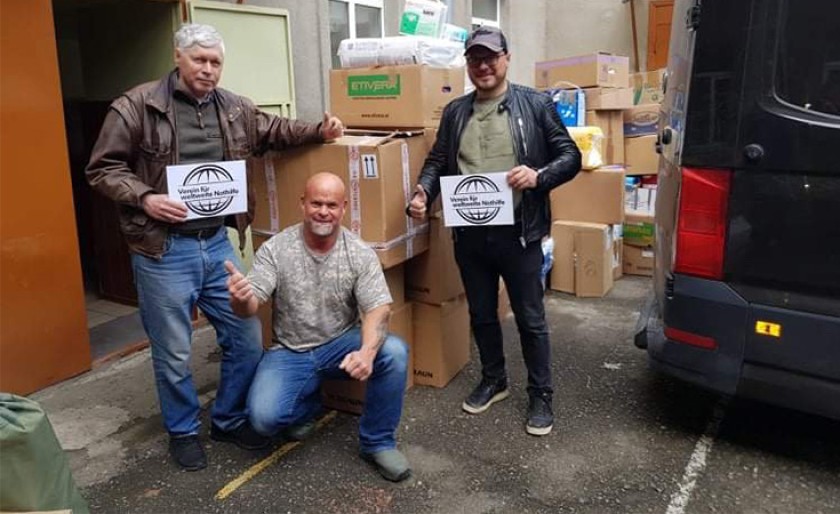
top-left (440, 172), bottom-right (514, 227)
top-left (166, 160), bottom-right (247, 220)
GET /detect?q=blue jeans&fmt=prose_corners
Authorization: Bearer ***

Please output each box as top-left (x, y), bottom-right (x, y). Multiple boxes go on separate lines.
top-left (131, 227), bottom-right (263, 436)
top-left (248, 327), bottom-right (408, 454)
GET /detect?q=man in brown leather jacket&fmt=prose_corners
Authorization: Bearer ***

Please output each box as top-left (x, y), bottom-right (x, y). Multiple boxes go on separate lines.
top-left (86, 23), bottom-right (343, 471)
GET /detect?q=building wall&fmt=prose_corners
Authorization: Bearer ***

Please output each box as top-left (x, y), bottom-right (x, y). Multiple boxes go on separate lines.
top-left (188, 0), bottom-right (655, 117)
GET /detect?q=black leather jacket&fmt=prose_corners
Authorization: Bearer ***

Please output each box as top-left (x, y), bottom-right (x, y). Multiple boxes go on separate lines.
top-left (417, 82), bottom-right (581, 245)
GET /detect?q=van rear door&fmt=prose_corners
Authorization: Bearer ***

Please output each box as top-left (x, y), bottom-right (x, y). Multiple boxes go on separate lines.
top-left (723, 0), bottom-right (840, 381)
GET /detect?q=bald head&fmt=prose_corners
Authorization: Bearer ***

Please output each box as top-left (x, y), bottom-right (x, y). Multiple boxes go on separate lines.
top-left (304, 172), bottom-right (346, 202)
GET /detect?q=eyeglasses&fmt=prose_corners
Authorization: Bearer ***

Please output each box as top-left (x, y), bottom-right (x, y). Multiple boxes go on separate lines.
top-left (466, 52), bottom-right (506, 68)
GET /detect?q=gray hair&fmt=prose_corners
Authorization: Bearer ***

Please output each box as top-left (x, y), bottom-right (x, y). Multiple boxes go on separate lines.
top-left (174, 24), bottom-right (225, 54)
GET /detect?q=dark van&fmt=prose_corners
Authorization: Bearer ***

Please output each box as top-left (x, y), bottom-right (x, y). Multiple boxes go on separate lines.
top-left (635, 0), bottom-right (840, 419)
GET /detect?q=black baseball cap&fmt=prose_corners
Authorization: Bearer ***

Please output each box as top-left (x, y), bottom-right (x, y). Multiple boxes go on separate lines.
top-left (464, 26), bottom-right (508, 54)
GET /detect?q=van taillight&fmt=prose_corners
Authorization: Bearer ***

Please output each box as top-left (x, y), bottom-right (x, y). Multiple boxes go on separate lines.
top-left (674, 167), bottom-right (732, 280)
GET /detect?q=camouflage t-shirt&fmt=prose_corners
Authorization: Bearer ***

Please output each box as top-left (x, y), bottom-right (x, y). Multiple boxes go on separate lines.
top-left (247, 224), bottom-right (392, 351)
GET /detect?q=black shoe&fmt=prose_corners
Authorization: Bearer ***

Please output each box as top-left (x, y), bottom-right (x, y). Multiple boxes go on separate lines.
top-left (462, 378), bottom-right (510, 414)
top-left (210, 422), bottom-right (270, 450)
top-left (169, 435), bottom-right (207, 471)
top-left (525, 392), bottom-right (554, 436)
top-left (282, 420), bottom-right (317, 442)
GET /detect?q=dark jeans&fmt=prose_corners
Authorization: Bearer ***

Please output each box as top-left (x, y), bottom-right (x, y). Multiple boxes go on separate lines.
top-left (453, 225), bottom-right (553, 396)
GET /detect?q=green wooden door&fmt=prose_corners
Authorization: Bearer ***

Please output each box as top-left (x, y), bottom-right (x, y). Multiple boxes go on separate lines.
top-left (189, 1), bottom-right (297, 117)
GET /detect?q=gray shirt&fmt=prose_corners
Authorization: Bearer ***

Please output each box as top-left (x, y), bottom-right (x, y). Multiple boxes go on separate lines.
top-left (247, 224), bottom-right (392, 351)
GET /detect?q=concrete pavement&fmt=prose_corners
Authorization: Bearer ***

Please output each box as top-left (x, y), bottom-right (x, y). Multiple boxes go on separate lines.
top-left (31, 276), bottom-right (840, 513)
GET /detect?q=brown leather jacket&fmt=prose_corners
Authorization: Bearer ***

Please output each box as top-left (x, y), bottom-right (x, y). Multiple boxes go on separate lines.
top-left (86, 70), bottom-right (323, 258)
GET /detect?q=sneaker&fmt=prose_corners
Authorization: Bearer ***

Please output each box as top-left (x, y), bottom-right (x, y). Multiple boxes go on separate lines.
top-left (525, 392), bottom-right (554, 436)
top-left (210, 421), bottom-right (270, 450)
top-left (282, 420), bottom-right (316, 442)
top-left (462, 378), bottom-right (510, 414)
top-left (360, 449), bottom-right (412, 482)
top-left (169, 435), bottom-right (207, 471)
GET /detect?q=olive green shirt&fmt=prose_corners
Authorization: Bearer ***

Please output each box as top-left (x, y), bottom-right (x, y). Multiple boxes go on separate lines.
top-left (457, 94), bottom-right (521, 207)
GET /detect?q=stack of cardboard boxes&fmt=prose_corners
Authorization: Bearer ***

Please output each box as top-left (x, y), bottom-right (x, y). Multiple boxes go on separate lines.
top-left (404, 215), bottom-right (471, 388)
top-left (622, 69), bottom-right (664, 276)
top-left (535, 53), bottom-right (630, 297)
top-left (247, 53), bottom-right (472, 413)
top-left (536, 53), bottom-right (664, 286)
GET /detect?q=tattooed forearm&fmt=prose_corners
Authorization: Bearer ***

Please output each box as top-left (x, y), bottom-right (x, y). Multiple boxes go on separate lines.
top-left (373, 311), bottom-right (391, 352)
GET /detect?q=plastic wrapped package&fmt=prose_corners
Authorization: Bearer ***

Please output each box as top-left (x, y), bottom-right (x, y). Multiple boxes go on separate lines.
top-left (338, 36), bottom-right (465, 69)
top-left (567, 126), bottom-right (605, 170)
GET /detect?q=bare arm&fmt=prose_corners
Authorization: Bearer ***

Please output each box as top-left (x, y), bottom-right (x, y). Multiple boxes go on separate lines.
top-left (339, 303), bottom-right (391, 381)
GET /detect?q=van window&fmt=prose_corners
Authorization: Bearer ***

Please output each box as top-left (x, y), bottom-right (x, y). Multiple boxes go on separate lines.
top-left (775, 0), bottom-right (840, 117)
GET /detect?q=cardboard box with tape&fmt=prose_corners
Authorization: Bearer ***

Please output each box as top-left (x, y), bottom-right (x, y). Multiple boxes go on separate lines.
top-left (535, 53), bottom-right (630, 90)
top-left (549, 221), bottom-right (615, 298)
top-left (550, 166), bottom-right (625, 225)
top-left (405, 215), bottom-right (464, 305)
top-left (252, 131), bottom-right (430, 269)
top-left (330, 64), bottom-right (464, 129)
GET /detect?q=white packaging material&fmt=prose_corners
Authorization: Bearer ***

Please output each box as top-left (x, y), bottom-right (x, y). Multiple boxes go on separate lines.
top-left (337, 36), bottom-right (465, 69)
top-left (441, 23), bottom-right (468, 43)
top-left (399, 0), bottom-right (447, 38)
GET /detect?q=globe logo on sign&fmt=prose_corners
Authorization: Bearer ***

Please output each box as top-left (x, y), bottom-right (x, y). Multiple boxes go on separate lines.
top-left (453, 175), bottom-right (501, 225)
top-left (182, 165), bottom-right (235, 216)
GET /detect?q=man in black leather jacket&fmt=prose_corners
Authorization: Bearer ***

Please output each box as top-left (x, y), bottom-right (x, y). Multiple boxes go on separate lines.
top-left (408, 26), bottom-right (581, 436)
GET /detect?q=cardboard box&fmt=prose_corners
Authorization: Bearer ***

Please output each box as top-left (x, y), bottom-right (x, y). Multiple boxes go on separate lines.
top-left (535, 53), bottom-right (630, 89)
top-left (612, 232), bottom-right (624, 280)
top-left (625, 185), bottom-right (657, 214)
top-left (550, 221), bottom-right (614, 297)
top-left (405, 215), bottom-right (464, 305)
top-left (321, 301), bottom-right (415, 414)
top-left (624, 211), bottom-right (655, 247)
top-left (330, 65), bottom-right (464, 129)
top-left (623, 244), bottom-right (655, 276)
top-left (550, 167), bottom-right (625, 224)
top-left (583, 87), bottom-right (634, 110)
top-left (385, 264), bottom-right (406, 307)
top-left (574, 227), bottom-right (614, 297)
top-left (632, 69), bottom-right (666, 105)
top-left (624, 135), bottom-right (659, 176)
top-left (253, 132), bottom-right (431, 268)
top-left (585, 110), bottom-right (625, 164)
top-left (413, 294), bottom-right (470, 388)
top-left (623, 104), bottom-right (660, 137)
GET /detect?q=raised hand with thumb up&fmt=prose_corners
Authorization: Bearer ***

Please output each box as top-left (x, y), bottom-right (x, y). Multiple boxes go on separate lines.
top-left (224, 260), bottom-right (258, 318)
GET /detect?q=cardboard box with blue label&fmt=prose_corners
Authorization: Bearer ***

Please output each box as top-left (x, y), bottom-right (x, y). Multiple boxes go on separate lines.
top-left (623, 104), bottom-right (660, 137)
top-left (330, 64), bottom-right (464, 129)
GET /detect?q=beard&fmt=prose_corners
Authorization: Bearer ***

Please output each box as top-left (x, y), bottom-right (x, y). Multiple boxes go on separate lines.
top-left (309, 221), bottom-right (336, 237)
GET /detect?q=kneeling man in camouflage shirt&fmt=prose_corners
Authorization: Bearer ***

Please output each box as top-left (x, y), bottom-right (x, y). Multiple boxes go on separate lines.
top-left (225, 172), bottom-right (411, 482)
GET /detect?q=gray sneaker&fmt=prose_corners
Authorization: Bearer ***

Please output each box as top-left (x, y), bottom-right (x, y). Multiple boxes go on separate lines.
top-left (360, 449), bottom-right (412, 482)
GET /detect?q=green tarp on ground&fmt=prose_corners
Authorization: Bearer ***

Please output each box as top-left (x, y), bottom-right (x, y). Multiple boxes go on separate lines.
top-left (0, 393), bottom-right (89, 513)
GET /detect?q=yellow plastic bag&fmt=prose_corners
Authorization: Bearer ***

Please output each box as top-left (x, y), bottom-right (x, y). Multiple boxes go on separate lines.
top-left (568, 126), bottom-right (605, 170)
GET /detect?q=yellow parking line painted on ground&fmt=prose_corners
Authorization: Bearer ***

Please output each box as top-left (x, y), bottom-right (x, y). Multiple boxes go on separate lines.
top-left (215, 410), bottom-right (338, 500)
